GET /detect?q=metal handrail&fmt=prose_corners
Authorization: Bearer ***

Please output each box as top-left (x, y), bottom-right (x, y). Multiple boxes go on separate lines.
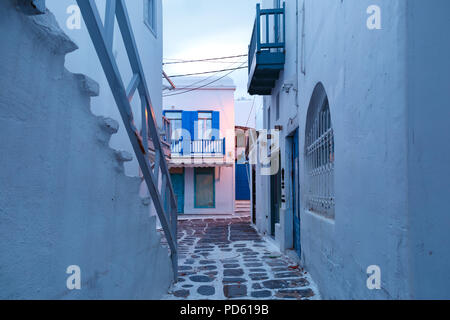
top-left (76, 0), bottom-right (178, 280)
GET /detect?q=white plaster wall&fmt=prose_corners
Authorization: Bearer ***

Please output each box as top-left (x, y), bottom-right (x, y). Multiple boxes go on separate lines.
top-left (0, 2), bottom-right (172, 299)
top-left (255, 0), bottom-right (300, 243)
top-left (182, 167), bottom-right (235, 215)
top-left (255, 159), bottom-right (270, 235)
top-left (295, 0), bottom-right (412, 300)
top-left (46, 0), bottom-right (164, 177)
top-left (255, 0), bottom-right (429, 299)
top-left (405, 0), bottom-right (450, 299)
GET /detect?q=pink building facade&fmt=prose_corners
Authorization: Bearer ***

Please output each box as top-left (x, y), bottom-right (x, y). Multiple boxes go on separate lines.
top-left (163, 77), bottom-right (236, 215)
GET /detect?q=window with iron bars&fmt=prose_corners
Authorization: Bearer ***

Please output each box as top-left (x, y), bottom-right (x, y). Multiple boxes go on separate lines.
top-left (305, 98), bottom-right (335, 219)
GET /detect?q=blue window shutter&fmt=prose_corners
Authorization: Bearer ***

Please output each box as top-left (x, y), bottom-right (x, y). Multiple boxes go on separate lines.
top-left (212, 111), bottom-right (220, 140)
top-left (181, 111), bottom-right (191, 140)
top-left (181, 111), bottom-right (199, 140)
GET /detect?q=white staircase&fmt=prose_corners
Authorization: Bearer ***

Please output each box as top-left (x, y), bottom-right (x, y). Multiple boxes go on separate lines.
top-left (0, 1), bottom-right (174, 299)
top-left (235, 200), bottom-right (251, 216)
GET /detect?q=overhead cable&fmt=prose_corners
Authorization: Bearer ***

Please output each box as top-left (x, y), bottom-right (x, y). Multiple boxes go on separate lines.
top-left (163, 62), bottom-right (246, 97)
top-left (167, 65), bottom-right (247, 78)
top-left (163, 54), bottom-right (247, 65)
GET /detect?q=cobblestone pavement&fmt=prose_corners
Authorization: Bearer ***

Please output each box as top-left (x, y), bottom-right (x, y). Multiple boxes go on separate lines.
top-left (163, 217), bottom-right (320, 300)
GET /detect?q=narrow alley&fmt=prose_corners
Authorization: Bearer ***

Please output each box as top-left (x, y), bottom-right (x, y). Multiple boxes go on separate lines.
top-left (2, 0), bottom-right (450, 303)
top-left (163, 216), bottom-right (319, 300)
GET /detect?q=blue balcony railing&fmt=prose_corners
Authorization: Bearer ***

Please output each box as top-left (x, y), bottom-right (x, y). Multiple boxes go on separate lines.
top-left (248, 3), bottom-right (286, 95)
top-left (171, 138), bottom-right (226, 157)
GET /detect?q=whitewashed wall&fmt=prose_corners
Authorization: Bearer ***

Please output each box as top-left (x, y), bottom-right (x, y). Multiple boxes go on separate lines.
top-left (46, 0), bottom-right (163, 177)
top-left (0, 1), bottom-right (172, 299)
top-left (404, 0), bottom-right (450, 299)
top-left (255, 0), bottom-right (450, 299)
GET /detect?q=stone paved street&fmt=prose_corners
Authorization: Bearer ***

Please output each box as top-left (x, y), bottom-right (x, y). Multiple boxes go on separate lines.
top-left (163, 217), bottom-right (320, 300)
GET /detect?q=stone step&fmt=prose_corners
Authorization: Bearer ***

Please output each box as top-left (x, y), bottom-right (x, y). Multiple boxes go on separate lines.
top-left (235, 202), bottom-right (251, 207)
top-left (235, 210), bottom-right (251, 214)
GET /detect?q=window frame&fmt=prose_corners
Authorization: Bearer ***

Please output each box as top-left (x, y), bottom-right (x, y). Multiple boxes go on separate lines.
top-left (194, 167), bottom-right (216, 209)
top-left (144, 0), bottom-right (157, 38)
top-left (197, 111), bottom-right (213, 140)
top-left (164, 111), bottom-right (182, 140)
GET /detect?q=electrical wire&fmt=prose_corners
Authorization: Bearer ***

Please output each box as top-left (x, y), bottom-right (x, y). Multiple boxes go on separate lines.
top-left (163, 61), bottom-right (247, 97)
top-left (163, 60), bottom-right (244, 92)
top-left (167, 65), bottom-right (248, 78)
top-left (163, 54), bottom-right (247, 65)
top-left (163, 71), bottom-right (218, 91)
top-left (165, 59), bottom-right (245, 65)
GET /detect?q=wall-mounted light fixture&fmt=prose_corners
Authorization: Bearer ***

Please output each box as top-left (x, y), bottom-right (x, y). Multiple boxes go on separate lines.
top-left (282, 83), bottom-right (295, 94)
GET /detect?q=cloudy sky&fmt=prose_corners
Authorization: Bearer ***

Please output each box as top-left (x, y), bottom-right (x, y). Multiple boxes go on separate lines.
top-left (162, 0), bottom-right (260, 100)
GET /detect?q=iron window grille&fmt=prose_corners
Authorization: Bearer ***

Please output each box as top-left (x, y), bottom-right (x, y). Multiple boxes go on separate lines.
top-left (305, 98), bottom-right (335, 219)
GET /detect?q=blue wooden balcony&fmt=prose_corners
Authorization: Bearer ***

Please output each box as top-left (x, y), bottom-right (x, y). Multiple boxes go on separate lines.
top-left (171, 138), bottom-right (226, 157)
top-left (248, 3), bottom-right (286, 95)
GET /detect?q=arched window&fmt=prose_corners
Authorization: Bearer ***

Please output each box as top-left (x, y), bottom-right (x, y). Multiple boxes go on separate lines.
top-left (305, 83), bottom-right (335, 219)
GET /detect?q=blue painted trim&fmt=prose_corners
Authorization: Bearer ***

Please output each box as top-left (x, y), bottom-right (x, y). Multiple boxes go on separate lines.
top-left (211, 111), bottom-right (220, 140)
top-left (170, 171), bottom-right (185, 214)
top-left (235, 164), bottom-right (251, 200)
top-left (248, 2), bottom-right (286, 95)
top-left (292, 129), bottom-right (301, 257)
top-left (181, 111), bottom-right (193, 142)
top-left (181, 111), bottom-right (198, 141)
top-left (256, 4), bottom-right (261, 52)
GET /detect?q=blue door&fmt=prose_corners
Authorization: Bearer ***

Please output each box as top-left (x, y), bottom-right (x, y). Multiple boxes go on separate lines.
top-left (292, 131), bottom-right (301, 257)
top-left (170, 173), bottom-right (184, 214)
top-left (235, 164), bottom-right (251, 200)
